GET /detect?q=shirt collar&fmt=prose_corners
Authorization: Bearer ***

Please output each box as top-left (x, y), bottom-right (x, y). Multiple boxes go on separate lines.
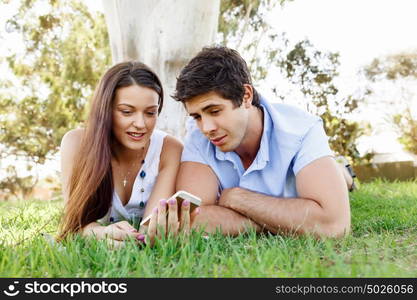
top-left (250, 103), bottom-right (271, 170)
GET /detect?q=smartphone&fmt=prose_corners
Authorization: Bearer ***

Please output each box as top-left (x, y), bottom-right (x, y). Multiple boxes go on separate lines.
top-left (140, 190), bottom-right (201, 226)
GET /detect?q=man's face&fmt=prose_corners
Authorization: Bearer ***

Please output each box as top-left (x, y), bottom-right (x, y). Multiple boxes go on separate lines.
top-left (185, 91), bottom-right (250, 152)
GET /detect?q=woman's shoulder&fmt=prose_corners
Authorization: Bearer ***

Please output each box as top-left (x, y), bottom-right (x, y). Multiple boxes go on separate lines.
top-left (159, 133), bottom-right (183, 168)
top-left (162, 134), bottom-right (183, 150)
top-left (60, 128), bottom-right (86, 193)
top-left (152, 129), bottom-right (183, 150)
top-left (60, 128), bottom-right (85, 153)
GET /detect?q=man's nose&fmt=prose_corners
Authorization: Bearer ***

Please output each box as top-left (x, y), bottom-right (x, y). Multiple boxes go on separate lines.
top-left (201, 117), bottom-right (217, 134)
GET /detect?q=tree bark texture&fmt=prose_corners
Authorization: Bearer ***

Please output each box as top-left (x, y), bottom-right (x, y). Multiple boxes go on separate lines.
top-left (102, 0), bottom-right (220, 138)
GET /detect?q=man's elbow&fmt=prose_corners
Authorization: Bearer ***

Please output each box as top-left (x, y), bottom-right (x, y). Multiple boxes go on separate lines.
top-left (325, 221), bottom-right (350, 239)
top-left (315, 194), bottom-right (351, 239)
top-left (317, 215), bottom-right (351, 239)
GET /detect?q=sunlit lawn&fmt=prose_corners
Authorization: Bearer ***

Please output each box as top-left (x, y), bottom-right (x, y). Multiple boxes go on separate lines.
top-left (0, 179), bottom-right (416, 277)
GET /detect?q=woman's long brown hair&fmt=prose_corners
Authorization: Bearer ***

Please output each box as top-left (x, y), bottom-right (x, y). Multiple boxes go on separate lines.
top-left (58, 61), bottom-right (163, 240)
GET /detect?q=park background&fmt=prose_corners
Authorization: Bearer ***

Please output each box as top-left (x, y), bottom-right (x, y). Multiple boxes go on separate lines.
top-left (1, 0), bottom-right (417, 201)
top-left (0, 0), bottom-right (416, 278)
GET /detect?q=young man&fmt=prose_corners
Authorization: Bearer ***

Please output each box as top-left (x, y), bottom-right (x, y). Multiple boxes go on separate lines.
top-left (173, 46), bottom-right (351, 238)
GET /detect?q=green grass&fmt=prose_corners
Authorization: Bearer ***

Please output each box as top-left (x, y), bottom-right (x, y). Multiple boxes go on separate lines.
top-left (0, 179), bottom-right (416, 277)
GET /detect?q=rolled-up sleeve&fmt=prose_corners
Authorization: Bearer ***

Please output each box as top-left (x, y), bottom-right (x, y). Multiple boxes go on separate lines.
top-left (292, 120), bottom-right (334, 175)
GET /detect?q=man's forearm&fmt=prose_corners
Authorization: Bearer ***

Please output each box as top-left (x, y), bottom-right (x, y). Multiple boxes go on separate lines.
top-left (191, 205), bottom-right (262, 236)
top-left (231, 194), bottom-right (323, 236)
top-left (220, 188), bottom-right (349, 238)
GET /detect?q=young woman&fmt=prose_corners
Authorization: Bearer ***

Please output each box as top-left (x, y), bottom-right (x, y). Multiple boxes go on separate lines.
top-left (59, 61), bottom-right (195, 246)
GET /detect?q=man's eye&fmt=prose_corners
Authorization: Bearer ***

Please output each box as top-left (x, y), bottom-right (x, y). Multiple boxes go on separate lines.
top-left (210, 110), bottom-right (220, 115)
top-left (192, 115), bottom-right (201, 120)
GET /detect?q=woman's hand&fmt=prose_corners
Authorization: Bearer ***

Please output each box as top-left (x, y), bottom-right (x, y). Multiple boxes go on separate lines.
top-left (83, 221), bottom-right (145, 248)
top-left (142, 198), bottom-right (199, 246)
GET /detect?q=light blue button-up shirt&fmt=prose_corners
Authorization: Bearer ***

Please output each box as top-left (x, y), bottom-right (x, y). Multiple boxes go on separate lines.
top-left (181, 96), bottom-right (333, 198)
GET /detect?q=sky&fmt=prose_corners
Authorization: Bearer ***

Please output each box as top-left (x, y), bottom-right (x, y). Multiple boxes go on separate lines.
top-left (268, 0), bottom-right (417, 156)
top-left (271, 0), bottom-right (417, 77)
top-left (1, 0), bottom-right (417, 180)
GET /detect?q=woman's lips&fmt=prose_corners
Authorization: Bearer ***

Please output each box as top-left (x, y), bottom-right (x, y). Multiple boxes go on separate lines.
top-left (210, 135), bottom-right (227, 146)
top-left (127, 132), bottom-right (145, 141)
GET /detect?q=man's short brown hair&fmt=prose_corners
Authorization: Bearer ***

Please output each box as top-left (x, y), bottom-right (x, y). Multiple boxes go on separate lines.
top-left (173, 46), bottom-right (260, 108)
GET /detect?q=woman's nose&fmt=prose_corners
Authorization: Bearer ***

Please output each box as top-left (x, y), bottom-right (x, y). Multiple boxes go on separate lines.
top-left (132, 114), bottom-right (146, 128)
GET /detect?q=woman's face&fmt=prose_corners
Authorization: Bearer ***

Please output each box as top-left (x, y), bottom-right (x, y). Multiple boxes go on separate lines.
top-left (112, 84), bottom-right (160, 152)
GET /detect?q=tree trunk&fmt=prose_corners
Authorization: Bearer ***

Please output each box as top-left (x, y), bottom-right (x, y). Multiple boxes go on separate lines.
top-left (102, 0), bottom-right (220, 138)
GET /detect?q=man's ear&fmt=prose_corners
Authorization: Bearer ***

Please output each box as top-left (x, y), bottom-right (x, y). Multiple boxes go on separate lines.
top-left (242, 84), bottom-right (253, 108)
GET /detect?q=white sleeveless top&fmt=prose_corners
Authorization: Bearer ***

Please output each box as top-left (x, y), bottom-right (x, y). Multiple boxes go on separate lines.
top-left (98, 129), bottom-right (168, 225)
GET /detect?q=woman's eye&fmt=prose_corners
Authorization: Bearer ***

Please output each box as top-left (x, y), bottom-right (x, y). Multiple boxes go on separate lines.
top-left (146, 111), bottom-right (157, 116)
top-left (121, 110), bottom-right (132, 115)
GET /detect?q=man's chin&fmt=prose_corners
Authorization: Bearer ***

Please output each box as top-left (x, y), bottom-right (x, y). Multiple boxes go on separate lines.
top-left (216, 143), bottom-right (234, 152)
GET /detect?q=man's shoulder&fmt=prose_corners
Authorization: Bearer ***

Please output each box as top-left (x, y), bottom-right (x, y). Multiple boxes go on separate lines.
top-left (184, 118), bottom-right (212, 149)
top-left (262, 98), bottom-right (321, 139)
top-left (181, 118), bottom-right (217, 165)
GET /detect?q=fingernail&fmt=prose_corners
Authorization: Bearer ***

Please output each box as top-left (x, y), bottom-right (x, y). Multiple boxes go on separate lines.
top-left (153, 207), bottom-right (158, 213)
top-left (182, 200), bottom-right (189, 206)
top-left (168, 198), bottom-right (176, 205)
top-left (195, 207), bottom-right (201, 214)
top-left (136, 234), bottom-right (145, 241)
top-left (130, 228), bottom-right (138, 232)
top-left (159, 199), bottom-right (166, 205)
